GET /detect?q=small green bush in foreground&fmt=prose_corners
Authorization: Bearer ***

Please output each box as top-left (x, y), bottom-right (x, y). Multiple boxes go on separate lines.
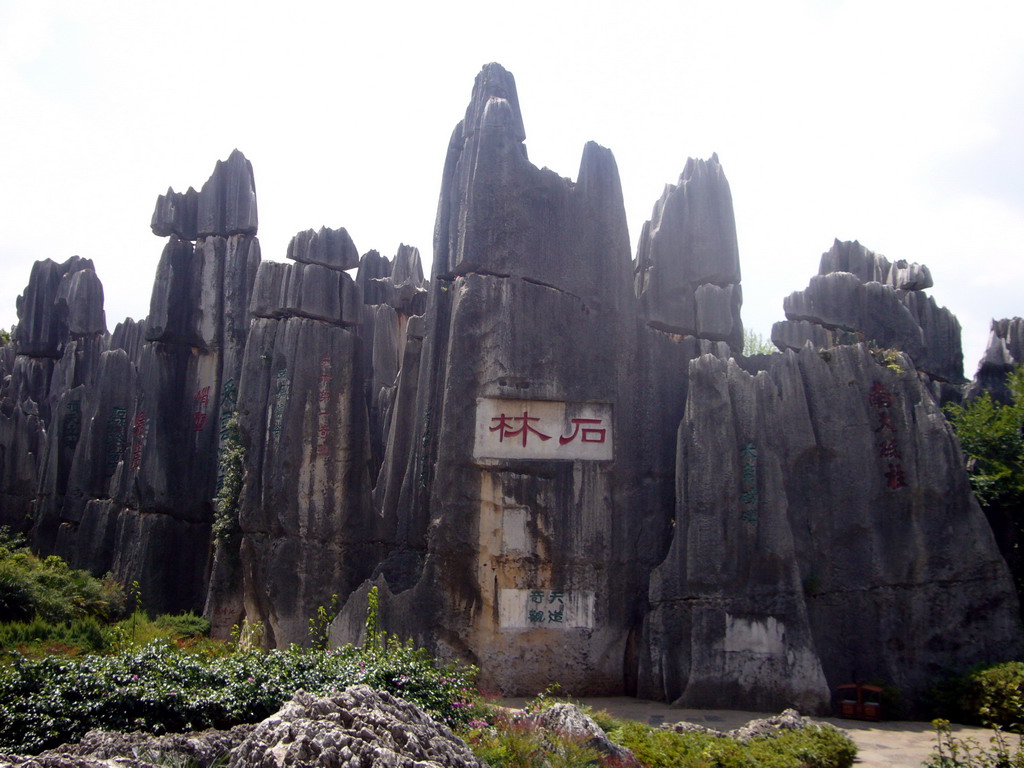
top-left (607, 720), bottom-right (856, 768)
top-left (933, 661), bottom-right (1024, 732)
top-left (925, 718), bottom-right (1024, 768)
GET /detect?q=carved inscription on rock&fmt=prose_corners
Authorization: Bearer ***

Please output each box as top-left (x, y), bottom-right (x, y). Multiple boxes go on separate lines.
top-left (473, 399), bottom-right (612, 461)
top-left (498, 589), bottom-right (596, 630)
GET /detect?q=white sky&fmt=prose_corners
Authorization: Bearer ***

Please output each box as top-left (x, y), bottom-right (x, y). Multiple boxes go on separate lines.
top-left (1, 0), bottom-right (1022, 374)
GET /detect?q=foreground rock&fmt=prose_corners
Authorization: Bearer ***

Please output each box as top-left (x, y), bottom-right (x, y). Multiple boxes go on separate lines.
top-left (663, 707), bottom-right (849, 743)
top-left (22, 725), bottom-right (256, 768)
top-left (531, 703), bottom-right (639, 765)
top-left (228, 686), bottom-right (484, 768)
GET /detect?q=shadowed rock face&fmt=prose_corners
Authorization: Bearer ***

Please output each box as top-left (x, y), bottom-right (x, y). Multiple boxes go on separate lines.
top-left (639, 345), bottom-right (1020, 713)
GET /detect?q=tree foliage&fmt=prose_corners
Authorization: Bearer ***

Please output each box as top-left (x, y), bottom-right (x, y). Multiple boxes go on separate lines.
top-left (742, 328), bottom-right (776, 356)
top-left (945, 368), bottom-right (1024, 509)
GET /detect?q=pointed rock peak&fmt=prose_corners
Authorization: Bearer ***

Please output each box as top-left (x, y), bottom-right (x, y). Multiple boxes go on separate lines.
top-left (391, 244), bottom-right (425, 289)
top-left (196, 149), bottom-right (258, 238)
top-left (464, 63), bottom-right (525, 142)
top-left (679, 154), bottom-right (726, 185)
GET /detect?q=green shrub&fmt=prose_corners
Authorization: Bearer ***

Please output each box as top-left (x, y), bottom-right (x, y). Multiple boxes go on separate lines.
top-left (0, 637), bottom-right (476, 753)
top-left (952, 662), bottom-right (1024, 731)
top-left (0, 615), bottom-right (110, 654)
top-left (925, 718), bottom-right (1024, 768)
top-left (0, 531), bottom-right (126, 624)
top-left (607, 719), bottom-right (856, 768)
top-left (153, 612), bottom-right (210, 640)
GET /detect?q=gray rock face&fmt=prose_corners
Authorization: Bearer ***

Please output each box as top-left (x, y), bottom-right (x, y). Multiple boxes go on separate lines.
top-left (818, 239), bottom-right (933, 290)
top-left (967, 317), bottom-right (1024, 404)
top-left (356, 250), bottom-right (393, 306)
top-left (287, 226), bottom-right (359, 271)
top-left (369, 244), bottom-right (427, 317)
top-left (151, 186), bottom-right (199, 240)
top-left (634, 154), bottom-right (743, 351)
top-left (771, 319), bottom-right (833, 352)
top-left (150, 150), bottom-right (257, 241)
top-left (15, 257), bottom-right (99, 358)
top-left (330, 62), bottom-right (696, 698)
top-left (249, 260), bottom-right (360, 327)
top-left (197, 150), bottom-right (258, 238)
top-left (781, 240), bottom-right (964, 383)
top-left (227, 687), bottom-right (484, 768)
top-left (639, 345), bottom-right (1020, 714)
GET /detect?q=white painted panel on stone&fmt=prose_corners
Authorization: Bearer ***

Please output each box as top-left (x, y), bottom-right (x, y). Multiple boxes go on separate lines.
top-left (473, 398), bottom-right (613, 461)
top-left (723, 614), bottom-right (786, 654)
top-left (501, 507), bottom-right (530, 555)
top-left (498, 589), bottom-right (595, 629)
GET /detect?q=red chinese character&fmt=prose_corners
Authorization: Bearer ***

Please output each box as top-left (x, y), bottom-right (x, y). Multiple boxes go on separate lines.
top-left (559, 418), bottom-right (607, 445)
top-left (316, 444), bottom-right (329, 456)
top-left (868, 381), bottom-right (893, 408)
top-left (194, 386), bottom-right (211, 407)
top-left (132, 412), bottom-right (147, 437)
top-left (878, 439), bottom-right (901, 459)
top-left (318, 389), bottom-right (331, 402)
top-left (885, 463), bottom-right (907, 489)
top-left (489, 411), bottom-right (551, 447)
top-left (193, 412), bottom-right (208, 432)
top-left (320, 355), bottom-right (331, 370)
top-left (874, 411), bottom-right (896, 433)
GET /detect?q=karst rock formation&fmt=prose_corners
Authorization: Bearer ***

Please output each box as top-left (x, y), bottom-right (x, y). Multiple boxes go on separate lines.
top-left (0, 63), bottom-right (1020, 714)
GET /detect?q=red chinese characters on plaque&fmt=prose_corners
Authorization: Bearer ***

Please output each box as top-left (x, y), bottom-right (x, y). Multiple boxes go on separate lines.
top-left (474, 399), bottom-right (613, 461)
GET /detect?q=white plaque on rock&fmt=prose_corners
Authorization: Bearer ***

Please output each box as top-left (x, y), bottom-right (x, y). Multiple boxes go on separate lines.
top-left (473, 398), bottom-right (613, 461)
top-left (498, 589), bottom-right (595, 630)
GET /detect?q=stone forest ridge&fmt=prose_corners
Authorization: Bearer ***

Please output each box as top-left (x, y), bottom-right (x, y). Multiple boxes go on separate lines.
top-left (1, 62), bottom-right (1023, 715)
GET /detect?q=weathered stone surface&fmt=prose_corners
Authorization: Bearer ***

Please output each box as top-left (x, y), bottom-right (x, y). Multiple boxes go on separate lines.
top-left (784, 272), bottom-right (926, 360)
top-left (152, 186), bottom-right (199, 240)
top-left (15, 257), bottom-right (96, 358)
top-left (228, 687), bottom-right (484, 768)
top-left (356, 250), bottom-right (393, 306)
top-left (902, 290), bottom-right (964, 383)
top-left (56, 268), bottom-right (105, 338)
top-left (694, 282), bottom-right (741, 342)
top-left (369, 244), bottom-right (427, 316)
top-left (226, 316), bottom-right (375, 645)
top-left (530, 704), bottom-right (639, 765)
top-left (434, 65), bottom-right (632, 312)
top-left (33, 350), bottom-right (136, 558)
top-left (634, 153), bottom-right (742, 350)
top-left (250, 260), bottom-right (360, 327)
top-left (818, 239), bottom-right (933, 291)
top-left (784, 242), bottom-right (964, 382)
top-left (109, 318), bottom-right (148, 365)
top-left (0, 398), bottom-right (45, 533)
top-left (196, 150), bottom-right (258, 238)
top-left (967, 317), bottom-right (1024, 404)
top-left (639, 345), bottom-right (1021, 714)
top-left (771, 320), bottom-right (833, 352)
top-left (146, 236), bottom-right (201, 346)
top-left (329, 64), bottom-right (742, 700)
top-left (39, 726), bottom-right (255, 768)
top-left (287, 226), bottom-right (359, 271)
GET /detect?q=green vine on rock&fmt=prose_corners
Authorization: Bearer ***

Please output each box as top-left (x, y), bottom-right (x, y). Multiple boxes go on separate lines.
top-left (212, 413), bottom-right (244, 543)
